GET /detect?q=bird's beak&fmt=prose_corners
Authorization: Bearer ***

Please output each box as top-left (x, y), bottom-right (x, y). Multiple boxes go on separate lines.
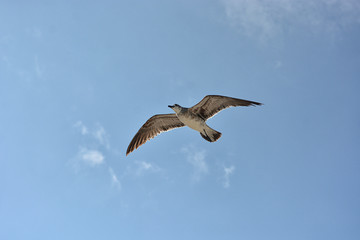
top-left (168, 105), bottom-right (174, 108)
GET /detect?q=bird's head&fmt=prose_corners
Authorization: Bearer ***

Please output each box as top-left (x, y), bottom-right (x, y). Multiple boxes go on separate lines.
top-left (168, 104), bottom-right (182, 114)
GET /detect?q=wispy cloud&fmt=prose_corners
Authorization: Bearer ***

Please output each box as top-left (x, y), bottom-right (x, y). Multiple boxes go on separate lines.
top-left (78, 148), bottom-right (105, 166)
top-left (71, 122), bottom-right (123, 190)
top-left (221, 0), bottom-right (360, 40)
top-left (223, 165), bottom-right (235, 188)
top-left (93, 124), bottom-right (110, 149)
top-left (135, 161), bottom-right (161, 176)
top-left (73, 121), bottom-right (110, 148)
top-left (74, 121), bottom-right (89, 135)
top-left (182, 146), bottom-right (208, 182)
top-left (109, 167), bottom-right (121, 190)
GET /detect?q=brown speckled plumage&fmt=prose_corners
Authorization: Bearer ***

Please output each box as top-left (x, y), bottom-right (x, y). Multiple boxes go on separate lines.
top-left (126, 95), bottom-right (262, 156)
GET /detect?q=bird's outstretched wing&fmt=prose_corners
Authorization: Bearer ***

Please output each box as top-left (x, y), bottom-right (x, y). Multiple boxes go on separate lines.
top-left (126, 114), bottom-right (185, 155)
top-left (190, 95), bottom-right (262, 120)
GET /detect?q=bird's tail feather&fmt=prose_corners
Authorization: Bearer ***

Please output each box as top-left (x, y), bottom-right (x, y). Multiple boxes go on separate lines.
top-left (200, 126), bottom-right (222, 142)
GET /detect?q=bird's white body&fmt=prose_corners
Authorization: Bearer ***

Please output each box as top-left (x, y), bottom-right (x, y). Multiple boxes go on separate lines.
top-left (176, 113), bottom-right (205, 132)
top-left (171, 105), bottom-right (206, 132)
top-left (170, 105), bottom-right (221, 142)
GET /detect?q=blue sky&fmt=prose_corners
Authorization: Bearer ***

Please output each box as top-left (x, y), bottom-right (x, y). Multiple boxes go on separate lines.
top-left (1, 0), bottom-right (360, 239)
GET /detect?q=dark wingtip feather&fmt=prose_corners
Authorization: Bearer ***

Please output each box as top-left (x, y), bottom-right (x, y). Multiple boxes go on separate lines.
top-left (249, 101), bottom-right (263, 106)
top-left (126, 136), bottom-right (138, 156)
top-left (126, 145), bottom-right (132, 156)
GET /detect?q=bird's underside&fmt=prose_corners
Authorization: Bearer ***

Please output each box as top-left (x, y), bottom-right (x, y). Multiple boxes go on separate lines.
top-left (126, 95), bottom-right (262, 156)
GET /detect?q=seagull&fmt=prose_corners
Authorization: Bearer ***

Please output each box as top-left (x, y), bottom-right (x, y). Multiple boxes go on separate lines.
top-left (126, 95), bottom-right (262, 155)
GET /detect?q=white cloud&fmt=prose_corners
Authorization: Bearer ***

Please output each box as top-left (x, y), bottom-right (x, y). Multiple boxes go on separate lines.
top-left (109, 167), bottom-right (121, 190)
top-left (182, 146), bottom-right (208, 182)
top-left (221, 0), bottom-right (360, 40)
top-left (135, 161), bottom-right (161, 176)
top-left (93, 124), bottom-right (110, 149)
top-left (74, 121), bottom-right (89, 135)
top-left (79, 148), bottom-right (105, 166)
top-left (223, 165), bottom-right (235, 188)
top-left (73, 122), bottom-right (110, 149)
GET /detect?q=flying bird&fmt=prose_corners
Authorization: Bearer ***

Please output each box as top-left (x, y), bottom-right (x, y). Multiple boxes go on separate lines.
top-left (126, 95), bottom-right (262, 155)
